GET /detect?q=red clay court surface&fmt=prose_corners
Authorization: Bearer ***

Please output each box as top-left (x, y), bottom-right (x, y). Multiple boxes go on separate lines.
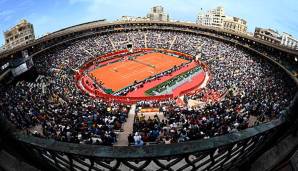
top-left (89, 53), bottom-right (188, 92)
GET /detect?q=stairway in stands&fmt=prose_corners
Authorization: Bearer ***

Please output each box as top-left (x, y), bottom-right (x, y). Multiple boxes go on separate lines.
top-left (144, 32), bottom-right (147, 48)
top-left (108, 37), bottom-right (116, 51)
top-left (114, 104), bottom-right (136, 146)
top-left (169, 35), bottom-right (177, 50)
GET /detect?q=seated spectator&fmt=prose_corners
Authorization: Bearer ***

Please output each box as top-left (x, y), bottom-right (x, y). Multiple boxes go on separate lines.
top-left (133, 132), bottom-right (144, 146)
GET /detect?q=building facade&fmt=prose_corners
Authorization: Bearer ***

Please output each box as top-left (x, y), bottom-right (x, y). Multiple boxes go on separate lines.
top-left (147, 6), bottom-right (169, 22)
top-left (4, 20), bottom-right (35, 50)
top-left (120, 16), bottom-right (150, 22)
top-left (254, 28), bottom-right (282, 45)
top-left (281, 32), bottom-right (298, 50)
top-left (0, 45), bottom-right (5, 53)
top-left (223, 16), bottom-right (247, 34)
top-left (254, 28), bottom-right (298, 50)
top-left (197, 6), bottom-right (226, 28)
top-left (197, 7), bottom-right (247, 34)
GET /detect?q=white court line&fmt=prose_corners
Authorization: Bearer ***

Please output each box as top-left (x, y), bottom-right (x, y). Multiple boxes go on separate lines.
top-left (120, 67), bottom-right (153, 79)
top-left (119, 60), bottom-right (183, 80)
top-left (103, 55), bottom-right (188, 83)
top-left (118, 59), bottom-right (168, 79)
top-left (109, 63), bottom-right (143, 73)
top-left (119, 59), bottom-right (172, 79)
top-left (106, 53), bottom-right (184, 72)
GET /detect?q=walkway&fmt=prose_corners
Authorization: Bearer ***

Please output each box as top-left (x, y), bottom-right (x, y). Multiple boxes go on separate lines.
top-left (108, 37), bottom-right (116, 51)
top-left (80, 46), bottom-right (94, 57)
top-left (144, 32), bottom-right (147, 48)
top-left (169, 35), bottom-right (177, 50)
top-left (114, 104), bottom-right (136, 146)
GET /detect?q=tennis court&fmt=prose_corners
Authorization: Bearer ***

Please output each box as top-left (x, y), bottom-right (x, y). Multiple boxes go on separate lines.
top-left (89, 52), bottom-right (188, 91)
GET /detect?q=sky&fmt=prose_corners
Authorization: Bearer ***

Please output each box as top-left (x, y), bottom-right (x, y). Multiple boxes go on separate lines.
top-left (0, 0), bottom-right (298, 46)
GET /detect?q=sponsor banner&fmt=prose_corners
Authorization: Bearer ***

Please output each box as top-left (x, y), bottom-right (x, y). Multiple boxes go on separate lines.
top-left (140, 108), bottom-right (160, 113)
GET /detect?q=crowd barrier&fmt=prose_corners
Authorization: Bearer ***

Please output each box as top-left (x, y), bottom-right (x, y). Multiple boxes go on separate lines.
top-left (93, 89), bottom-right (173, 104)
top-left (75, 72), bottom-right (174, 104)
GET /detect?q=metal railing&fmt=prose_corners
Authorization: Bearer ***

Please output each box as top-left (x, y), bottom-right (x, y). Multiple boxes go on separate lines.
top-left (13, 119), bottom-right (283, 171)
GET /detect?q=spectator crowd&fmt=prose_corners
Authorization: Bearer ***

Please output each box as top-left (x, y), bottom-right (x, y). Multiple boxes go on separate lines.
top-left (0, 28), bottom-right (296, 146)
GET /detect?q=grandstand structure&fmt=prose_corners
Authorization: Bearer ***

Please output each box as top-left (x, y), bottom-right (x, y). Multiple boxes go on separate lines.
top-left (0, 20), bottom-right (298, 171)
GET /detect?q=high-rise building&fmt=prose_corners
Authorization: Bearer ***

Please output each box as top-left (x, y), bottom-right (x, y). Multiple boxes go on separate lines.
top-left (197, 6), bottom-right (226, 28)
top-left (4, 19), bottom-right (35, 50)
top-left (147, 6), bottom-right (169, 22)
top-left (197, 7), bottom-right (247, 34)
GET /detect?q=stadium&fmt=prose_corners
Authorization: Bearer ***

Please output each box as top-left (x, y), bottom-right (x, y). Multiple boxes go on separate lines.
top-left (0, 20), bottom-right (298, 171)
